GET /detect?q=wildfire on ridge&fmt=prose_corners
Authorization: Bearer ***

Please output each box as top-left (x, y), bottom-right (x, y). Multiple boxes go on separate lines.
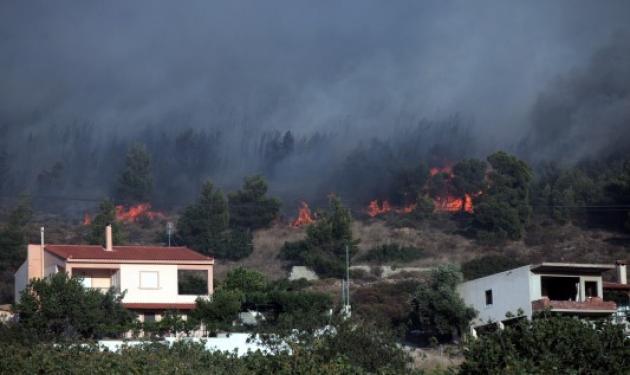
top-left (291, 201), bottom-right (315, 227)
top-left (367, 200), bottom-right (417, 217)
top-left (83, 213), bottom-right (92, 225)
top-left (116, 203), bottom-right (166, 222)
top-left (367, 200), bottom-right (391, 217)
top-left (433, 193), bottom-right (474, 214)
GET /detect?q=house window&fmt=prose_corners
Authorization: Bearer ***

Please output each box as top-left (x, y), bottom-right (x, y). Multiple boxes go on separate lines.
top-left (178, 270), bottom-right (208, 295)
top-left (585, 281), bottom-right (598, 298)
top-left (485, 289), bottom-right (493, 306)
top-left (139, 271), bottom-right (159, 289)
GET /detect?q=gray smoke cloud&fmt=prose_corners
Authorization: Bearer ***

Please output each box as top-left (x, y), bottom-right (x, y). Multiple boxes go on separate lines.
top-left (0, 1), bottom-right (629, 208)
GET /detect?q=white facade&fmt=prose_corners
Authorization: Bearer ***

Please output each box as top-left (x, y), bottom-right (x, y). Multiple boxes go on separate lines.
top-left (457, 265), bottom-right (533, 327)
top-left (119, 264), bottom-right (204, 305)
top-left (458, 263), bottom-right (614, 329)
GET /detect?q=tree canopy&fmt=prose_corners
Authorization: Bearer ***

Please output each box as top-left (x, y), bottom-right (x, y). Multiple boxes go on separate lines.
top-left (409, 265), bottom-right (476, 341)
top-left (460, 315), bottom-right (630, 374)
top-left (281, 196), bottom-right (359, 277)
top-left (116, 143), bottom-right (153, 203)
top-left (228, 175), bottom-right (280, 230)
top-left (13, 272), bottom-right (135, 341)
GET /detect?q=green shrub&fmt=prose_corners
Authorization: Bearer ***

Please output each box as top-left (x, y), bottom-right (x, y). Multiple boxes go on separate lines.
top-left (359, 244), bottom-right (425, 264)
top-left (460, 315), bottom-right (630, 374)
top-left (280, 196), bottom-right (358, 278)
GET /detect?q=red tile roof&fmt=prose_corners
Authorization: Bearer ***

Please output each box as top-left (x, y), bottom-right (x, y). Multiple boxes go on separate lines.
top-left (45, 245), bottom-right (213, 262)
top-left (123, 303), bottom-right (197, 310)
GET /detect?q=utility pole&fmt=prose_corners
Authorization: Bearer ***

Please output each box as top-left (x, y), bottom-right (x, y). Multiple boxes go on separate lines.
top-left (343, 244), bottom-right (351, 317)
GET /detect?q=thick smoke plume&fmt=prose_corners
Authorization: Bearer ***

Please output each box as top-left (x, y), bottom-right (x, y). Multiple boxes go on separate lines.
top-left (0, 1), bottom-right (629, 212)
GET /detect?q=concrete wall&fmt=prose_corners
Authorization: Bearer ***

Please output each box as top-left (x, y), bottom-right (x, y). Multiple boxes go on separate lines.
top-left (14, 261), bottom-right (27, 303)
top-left (43, 251), bottom-right (67, 277)
top-left (119, 264), bottom-right (209, 304)
top-left (457, 265), bottom-right (533, 327)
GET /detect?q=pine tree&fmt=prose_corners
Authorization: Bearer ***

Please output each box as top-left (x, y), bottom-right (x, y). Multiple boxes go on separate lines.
top-left (116, 143), bottom-right (153, 203)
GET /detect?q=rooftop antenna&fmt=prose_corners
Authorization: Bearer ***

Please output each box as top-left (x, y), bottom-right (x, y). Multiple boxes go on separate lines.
top-left (167, 222), bottom-right (173, 247)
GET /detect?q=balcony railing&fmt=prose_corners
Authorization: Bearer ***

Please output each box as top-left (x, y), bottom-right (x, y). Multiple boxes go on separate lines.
top-left (532, 297), bottom-right (617, 313)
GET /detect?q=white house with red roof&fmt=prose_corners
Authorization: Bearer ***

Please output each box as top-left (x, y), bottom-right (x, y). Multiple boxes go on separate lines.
top-left (14, 225), bottom-right (214, 323)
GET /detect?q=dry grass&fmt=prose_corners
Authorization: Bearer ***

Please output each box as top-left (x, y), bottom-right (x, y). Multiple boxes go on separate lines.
top-left (214, 224), bottom-right (306, 281)
top-left (26, 213), bottom-right (630, 283)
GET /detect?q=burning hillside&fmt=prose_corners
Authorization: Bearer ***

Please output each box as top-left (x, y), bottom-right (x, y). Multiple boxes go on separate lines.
top-left (291, 201), bottom-right (315, 227)
top-left (83, 203), bottom-right (166, 225)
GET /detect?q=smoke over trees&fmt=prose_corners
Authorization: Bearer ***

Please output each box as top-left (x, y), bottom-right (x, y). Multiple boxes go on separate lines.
top-left (0, 1), bottom-right (628, 218)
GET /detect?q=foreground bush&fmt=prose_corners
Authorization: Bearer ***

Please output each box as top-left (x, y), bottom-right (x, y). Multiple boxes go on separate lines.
top-left (0, 331), bottom-right (421, 375)
top-left (460, 315), bottom-right (630, 374)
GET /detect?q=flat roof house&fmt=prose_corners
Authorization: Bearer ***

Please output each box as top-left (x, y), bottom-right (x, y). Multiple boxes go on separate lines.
top-left (457, 262), bottom-right (627, 335)
top-left (14, 225), bottom-right (214, 323)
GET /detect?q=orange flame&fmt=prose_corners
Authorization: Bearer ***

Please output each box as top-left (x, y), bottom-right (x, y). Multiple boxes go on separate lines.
top-left (83, 213), bottom-right (92, 226)
top-left (398, 203), bottom-right (417, 214)
top-left (367, 200), bottom-right (392, 217)
top-left (291, 201), bottom-right (315, 227)
top-left (433, 193), bottom-right (476, 214)
top-left (115, 203), bottom-right (166, 223)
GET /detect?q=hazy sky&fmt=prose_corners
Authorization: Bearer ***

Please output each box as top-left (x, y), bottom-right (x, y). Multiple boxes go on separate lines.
top-left (1, 1), bottom-right (629, 150)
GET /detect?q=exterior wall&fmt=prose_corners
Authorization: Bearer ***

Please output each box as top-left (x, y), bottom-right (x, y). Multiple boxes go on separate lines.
top-left (119, 264), bottom-right (210, 305)
top-left (14, 261), bottom-right (28, 303)
top-left (26, 244), bottom-right (43, 280)
top-left (43, 251), bottom-right (67, 277)
top-left (457, 265), bottom-right (533, 327)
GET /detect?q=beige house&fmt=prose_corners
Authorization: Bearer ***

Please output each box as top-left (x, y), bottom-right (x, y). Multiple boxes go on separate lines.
top-left (14, 225), bottom-right (214, 322)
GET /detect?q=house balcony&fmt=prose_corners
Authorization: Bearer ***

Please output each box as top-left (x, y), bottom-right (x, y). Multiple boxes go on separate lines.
top-left (532, 297), bottom-right (617, 315)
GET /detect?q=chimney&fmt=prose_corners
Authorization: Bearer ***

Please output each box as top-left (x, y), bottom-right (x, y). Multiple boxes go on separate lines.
top-left (616, 260), bottom-right (627, 285)
top-left (105, 224), bottom-right (113, 251)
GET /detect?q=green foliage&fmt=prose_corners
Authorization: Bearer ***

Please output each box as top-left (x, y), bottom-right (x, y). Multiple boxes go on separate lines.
top-left (0, 337), bottom-right (418, 374)
top-left (228, 175), bottom-right (281, 230)
top-left (308, 319), bottom-right (413, 373)
top-left (472, 151), bottom-right (532, 243)
top-left (412, 193), bottom-right (436, 220)
top-left (177, 180), bottom-right (254, 260)
top-left (461, 254), bottom-right (525, 280)
top-left (452, 158), bottom-right (487, 196)
top-left (224, 267), bottom-right (268, 293)
top-left (13, 272), bottom-right (135, 341)
top-left (390, 163), bottom-right (430, 205)
top-left (193, 289), bottom-right (244, 333)
top-left (280, 196), bottom-right (359, 278)
top-left (460, 316), bottom-right (630, 374)
top-left (221, 228), bottom-right (254, 260)
top-left (359, 243), bottom-right (425, 264)
top-left (116, 143), bottom-right (153, 203)
top-left (409, 265), bottom-right (476, 340)
top-left (0, 197), bottom-right (32, 303)
top-left (85, 199), bottom-right (126, 246)
top-left (143, 310), bottom-right (199, 338)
